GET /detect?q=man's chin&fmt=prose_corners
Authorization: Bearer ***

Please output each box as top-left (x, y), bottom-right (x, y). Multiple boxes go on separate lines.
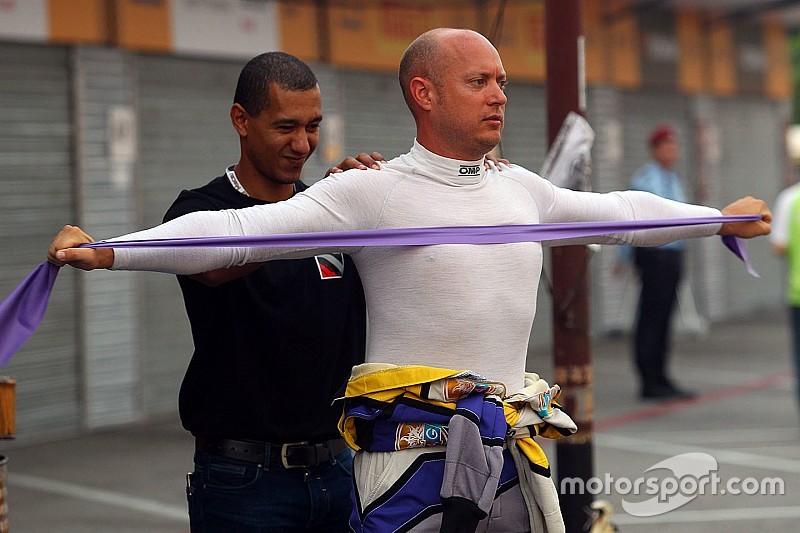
top-left (275, 170), bottom-right (303, 184)
top-left (479, 136), bottom-right (502, 154)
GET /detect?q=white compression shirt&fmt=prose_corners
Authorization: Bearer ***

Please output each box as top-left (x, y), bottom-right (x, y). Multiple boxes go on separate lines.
top-left (111, 140), bottom-right (721, 391)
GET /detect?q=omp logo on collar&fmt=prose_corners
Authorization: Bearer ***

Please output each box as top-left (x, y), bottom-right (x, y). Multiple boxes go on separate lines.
top-left (458, 165), bottom-right (481, 176)
top-left (315, 253), bottom-right (345, 279)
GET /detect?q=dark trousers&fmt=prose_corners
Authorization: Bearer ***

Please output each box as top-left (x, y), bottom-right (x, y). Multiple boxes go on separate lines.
top-left (633, 247), bottom-right (683, 392)
top-left (187, 448), bottom-right (354, 532)
top-left (789, 307), bottom-right (800, 414)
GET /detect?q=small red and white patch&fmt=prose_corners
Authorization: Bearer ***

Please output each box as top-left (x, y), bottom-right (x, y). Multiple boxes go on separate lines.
top-left (315, 253), bottom-right (345, 279)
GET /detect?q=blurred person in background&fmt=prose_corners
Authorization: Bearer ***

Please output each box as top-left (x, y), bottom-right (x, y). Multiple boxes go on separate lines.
top-left (771, 178), bottom-right (800, 419)
top-left (627, 124), bottom-right (696, 401)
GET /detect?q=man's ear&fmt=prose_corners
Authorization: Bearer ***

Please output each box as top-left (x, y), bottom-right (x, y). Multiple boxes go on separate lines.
top-left (409, 77), bottom-right (434, 111)
top-left (230, 103), bottom-right (249, 137)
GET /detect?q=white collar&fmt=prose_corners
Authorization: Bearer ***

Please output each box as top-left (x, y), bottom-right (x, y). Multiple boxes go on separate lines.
top-left (406, 140), bottom-right (487, 186)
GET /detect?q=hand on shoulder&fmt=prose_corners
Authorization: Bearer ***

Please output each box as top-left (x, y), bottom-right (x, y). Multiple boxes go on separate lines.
top-left (325, 152), bottom-right (387, 177)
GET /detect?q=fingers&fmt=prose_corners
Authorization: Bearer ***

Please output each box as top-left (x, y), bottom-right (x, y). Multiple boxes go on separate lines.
top-left (483, 154), bottom-right (510, 170)
top-left (718, 197), bottom-right (772, 238)
top-left (369, 152), bottom-right (388, 165)
top-left (50, 248), bottom-right (101, 271)
top-left (761, 204), bottom-right (773, 224)
top-left (325, 156), bottom-right (370, 177)
top-left (54, 247), bottom-right (114, 271)
top-left (324, 166), bottom-right (343, 177)
top-left (324, 156), bottom-right (362, 177)
top-left (48, 225), bottom-right (88, 266)
top-left (717, 221), bottom-right (771, 238)
top-left (47, 225), bottom-right (110, 270)
top-left (354, 152), bottom-right (384, 170)
top-left (324, 152), bottom-right (389, 177)
top-left (720, 196), bottom-right (765, 216)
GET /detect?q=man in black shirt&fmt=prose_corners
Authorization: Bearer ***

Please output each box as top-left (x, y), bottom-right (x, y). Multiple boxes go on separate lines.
top-left (170, 52), bottom-right (368, 532)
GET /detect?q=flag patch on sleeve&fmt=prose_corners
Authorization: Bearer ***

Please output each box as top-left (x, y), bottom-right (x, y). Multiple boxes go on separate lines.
top-left (314, 253), bottom-right (345, 279)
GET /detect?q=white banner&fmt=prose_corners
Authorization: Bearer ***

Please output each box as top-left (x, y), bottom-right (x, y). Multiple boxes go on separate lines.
top-left (171, 0), bottom-right (279, 59)
top-left (541, 112), bottom-right (595, 191)
top-left (0, 0), bottom-right (47, 42)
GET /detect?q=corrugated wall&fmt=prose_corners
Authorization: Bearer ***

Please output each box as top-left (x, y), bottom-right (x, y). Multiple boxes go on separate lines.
top-left (0, 43), bottom-right (80, 440)
top-left (73, 46), bottom-right (141, 428)
top-left (716, 96), bottom-right (786, 314)
top-left (136, 54), bottom-right (242, 415)
top-left (341, 70), bottom-right (417, 160)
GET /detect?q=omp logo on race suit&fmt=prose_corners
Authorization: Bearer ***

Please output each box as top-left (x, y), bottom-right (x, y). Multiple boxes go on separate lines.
top-left (458, 165), bottom-right (481, 176)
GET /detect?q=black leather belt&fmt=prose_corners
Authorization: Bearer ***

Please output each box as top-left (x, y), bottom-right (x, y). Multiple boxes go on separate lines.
top-left (195, 437), bottom-right (348, 468)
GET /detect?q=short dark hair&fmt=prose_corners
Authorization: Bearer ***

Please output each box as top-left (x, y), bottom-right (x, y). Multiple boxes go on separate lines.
top-left (234, 52), bottom-right (318, 117)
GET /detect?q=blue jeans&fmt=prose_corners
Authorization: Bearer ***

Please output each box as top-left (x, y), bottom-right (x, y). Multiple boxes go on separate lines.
top-left (187, 448), bottom-right (354, 532)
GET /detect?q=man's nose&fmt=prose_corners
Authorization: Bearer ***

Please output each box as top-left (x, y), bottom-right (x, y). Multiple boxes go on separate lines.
top-left (290, 131), bottom-right (311, 154)
top-left (490, 82), bottom-right (507, 106)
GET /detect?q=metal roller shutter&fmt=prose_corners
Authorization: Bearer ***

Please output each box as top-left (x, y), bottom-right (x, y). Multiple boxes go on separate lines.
top-left (341, 70), bottom-right (417, 160)
top-left (136, 54), bottom-right (242, 415)
top-left (715, 96), bottom-right (785, 314)
top-left (73, 46), bottom-right (141, 428)
top-left (0, 43), bottom-right (79, 440)
top-left (500, 84), bottom-right (548, 172)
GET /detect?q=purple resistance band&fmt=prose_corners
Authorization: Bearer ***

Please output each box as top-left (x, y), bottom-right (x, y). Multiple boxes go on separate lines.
top-left (0, 215), bottom-right (761, 365)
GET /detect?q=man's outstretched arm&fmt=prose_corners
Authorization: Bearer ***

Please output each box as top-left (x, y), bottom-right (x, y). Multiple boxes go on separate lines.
top-left (48, 195), bottom-right (772, 273)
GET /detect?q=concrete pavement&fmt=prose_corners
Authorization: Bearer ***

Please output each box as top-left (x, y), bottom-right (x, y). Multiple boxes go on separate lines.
top-left (552, 306), bottom-right (800, 532)
top-left (1, 307), bottom-right (798, 532)
top-left (3, 416), bottom-right (192, 533)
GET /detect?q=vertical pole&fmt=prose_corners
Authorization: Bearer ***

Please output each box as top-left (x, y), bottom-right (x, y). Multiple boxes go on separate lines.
top-left (544, 2), bottom-right (594, 532)
top-left (316, 0), bottom-right (331, 64)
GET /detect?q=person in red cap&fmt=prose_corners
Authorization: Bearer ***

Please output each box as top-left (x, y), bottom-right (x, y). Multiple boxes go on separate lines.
top-left (627, 123), bottom-right (695, 400)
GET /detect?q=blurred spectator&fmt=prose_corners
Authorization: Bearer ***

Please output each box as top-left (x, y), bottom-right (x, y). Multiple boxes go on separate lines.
top-left (770, 179), bottom-right (800, 417)
top-left (627, 124), bottom-right (696, 400)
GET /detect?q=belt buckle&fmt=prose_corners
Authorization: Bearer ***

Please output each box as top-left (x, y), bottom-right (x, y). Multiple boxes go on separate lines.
top-left (281, 441), bottom-right (311, 469)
